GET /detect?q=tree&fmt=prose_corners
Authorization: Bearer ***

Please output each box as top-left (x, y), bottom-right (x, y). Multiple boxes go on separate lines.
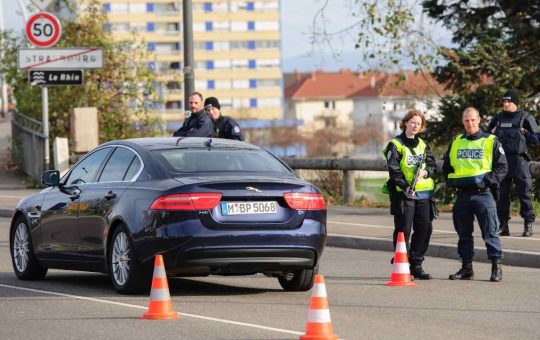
top-left (0, 0), bottom-right (163, 144)
top-left (421, 1), bottom-right (540, 147)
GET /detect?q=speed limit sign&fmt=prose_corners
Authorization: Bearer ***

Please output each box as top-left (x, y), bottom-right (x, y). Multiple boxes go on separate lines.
top-left (25, 12), bottom-right (62, 48)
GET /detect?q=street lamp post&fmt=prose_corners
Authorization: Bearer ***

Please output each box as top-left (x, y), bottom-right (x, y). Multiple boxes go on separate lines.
top-left (183, 0), bottom-right (194, 114)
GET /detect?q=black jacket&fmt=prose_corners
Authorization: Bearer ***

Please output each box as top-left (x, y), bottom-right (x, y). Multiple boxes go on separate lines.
top-left (487, 110), bottom-right (539, 160)
top-left (384, 133), bottom-right (437, 192)
top-left (443, 130), bottom-right (508, 188)
top-left (173, 109), bottom-right (213, 137)
top-left (212, 115), bottom-right (244, 141)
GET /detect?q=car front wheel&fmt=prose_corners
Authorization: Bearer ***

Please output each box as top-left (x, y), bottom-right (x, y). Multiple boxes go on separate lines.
top-left (10, 216), bottom-right (47, 280)
top-left (278, 266), bottom-right (317, 292)
top-left (109, 227), bottom-right (151, 294)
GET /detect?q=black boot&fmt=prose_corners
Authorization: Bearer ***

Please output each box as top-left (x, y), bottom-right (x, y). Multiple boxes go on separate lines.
top-left (523, 222), bottom-right (533, 237)
top-left (490, 259), bottom-right (502, 282)
top-left (410, 263), bottom-right (432, 280)
top-left (449, 261), bottom-right (474, 280)
top-left (499, 220), bottom-right (510, 236)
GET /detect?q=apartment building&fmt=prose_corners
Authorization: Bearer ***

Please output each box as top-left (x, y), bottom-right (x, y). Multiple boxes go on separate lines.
top-left (102, 0), bottom-right (283, 125)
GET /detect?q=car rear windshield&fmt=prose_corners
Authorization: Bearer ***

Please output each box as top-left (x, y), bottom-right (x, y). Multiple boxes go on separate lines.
top-left (154, 148), bottom-right (292, 174)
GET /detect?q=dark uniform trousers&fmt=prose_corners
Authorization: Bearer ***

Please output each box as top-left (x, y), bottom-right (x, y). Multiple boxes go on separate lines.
top-left (498, 156), bottom-right (535, 223)
top-left (453, 189), bottom-right (503, 260)
top-left (393, 197), bottom-right (432, 264)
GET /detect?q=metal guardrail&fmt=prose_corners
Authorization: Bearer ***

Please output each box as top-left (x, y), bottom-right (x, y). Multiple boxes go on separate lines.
top-left (11, 111), bottom-right (45, 180)
top-left (282, 156), bottom-right (540, 204)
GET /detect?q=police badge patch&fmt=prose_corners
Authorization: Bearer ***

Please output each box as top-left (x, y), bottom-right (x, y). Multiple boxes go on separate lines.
top-left (499, 146), bottom-right (505, 155)
top-left (234, 126), bottom-right (240, 134)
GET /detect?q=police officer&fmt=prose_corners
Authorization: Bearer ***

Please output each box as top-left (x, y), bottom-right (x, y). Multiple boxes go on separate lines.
top-left (487, 90), bottom-right (539, 237)
top-left (204, 97), bottom-right (244, 141)
top-left (173, 92), bottom-right (214, 137)
top-left (444, 107), bottom-right (507, 282)
top-left (383, 109), bottom-right (437, 280)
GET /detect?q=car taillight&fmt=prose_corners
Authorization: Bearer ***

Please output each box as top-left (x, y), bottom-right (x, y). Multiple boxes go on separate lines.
top-left (150, 193), bottom-right (222, 210)
top-left (284, 193), bottom-right (326, 210)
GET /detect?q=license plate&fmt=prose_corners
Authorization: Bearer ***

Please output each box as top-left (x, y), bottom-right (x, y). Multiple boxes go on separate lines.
top-left (221, 201), bottom-right (278, 215)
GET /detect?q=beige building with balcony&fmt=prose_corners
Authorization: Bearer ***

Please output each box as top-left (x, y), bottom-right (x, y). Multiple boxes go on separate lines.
top-left (102, 0), bottom-right (283, 125)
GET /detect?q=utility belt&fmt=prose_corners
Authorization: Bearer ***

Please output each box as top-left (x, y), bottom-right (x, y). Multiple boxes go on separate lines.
top-left (457, 187), bottom-right (490, 193)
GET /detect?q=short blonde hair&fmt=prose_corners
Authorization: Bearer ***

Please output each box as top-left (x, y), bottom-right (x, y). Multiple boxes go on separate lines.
top-left (462, 107), bottom-right (480, 118)
top-left (399, 109), bottom-right (426, 132)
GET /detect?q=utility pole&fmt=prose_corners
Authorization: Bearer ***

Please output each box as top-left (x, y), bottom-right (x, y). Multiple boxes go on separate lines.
top-left (183, 0), bottom-right (194, 113)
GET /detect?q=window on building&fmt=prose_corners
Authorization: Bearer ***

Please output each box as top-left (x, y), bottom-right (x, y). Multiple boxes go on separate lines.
top-left (166, 100), bottom-right (182, 109)
top-left (129, 3), bottom-right (146, 13)
top-left (256, 40), bottom-right (280, 49)
top-left (257, 59), bottom-right (279, 68)
top-left (193, 22), bottom-right (205, 32)
top-left (147, 42), bottom-right (156, 52)
top-left (195, 80), bottom-right (207, 90)
top-left (250, 98), bottom-right (258, 108)
top-left (110, 3), bottom-right (128, 13)
top-left (255, 1), bottom-right (279, 11)
top-left (111, 23), bottom-right (129, 33)
top-left (204, 2), bottom-right (212, 12)
top-left (249, 79), bottom-right (256, 88)
top-left (232, 80), bottom-right (249, 89)
top-left (214, 60), bottom-right (232, 69)
top-left (205, 21), bottom-right (213, 31)
top-left (231, 21), bottom-right (247, 32)
top-left (257, 79), bottom-right (280, 87)
top-left (214, 41), bottom-right (230, 51)
top-left (258, 98), bottom-right (280, 108)
top-left (255, 21), bottom-right (279, 31)
top-left (207, 80), bottom-right (215, 89)
top-left (130, 22), bottom-right (146, 33)
top-left (247, 21), bottom-right (255, 30)
top-left (247, 40), bottom-right (255, 50)
top-left (232, 59), bottom-right (248, 69)
top-left (205, 41), bottom-right (213, 50)
top-left (206, 61), bottom-right (214, 70)
top-left (213, 21), bottom-right (230, 31)
top-left (247, 2), bottom-right (255, 11)
top-left (248, 59), bottom-right (256, 69)
top-left (324, 101), bottom-right (336, 109)
top-left (146, 22), bottom-right (155, 32)
top-left (215, 80), bottom-right (231, 89)
top-left (146, 3), bottom-right (154, 12)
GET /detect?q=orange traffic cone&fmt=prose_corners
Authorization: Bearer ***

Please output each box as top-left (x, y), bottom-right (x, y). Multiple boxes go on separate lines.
top-left (300, 275), bottom-right (338, 340)
top-left (386, 231), bottom-right (416, 286)
top-left (141, 255), bottom-right (178, 319)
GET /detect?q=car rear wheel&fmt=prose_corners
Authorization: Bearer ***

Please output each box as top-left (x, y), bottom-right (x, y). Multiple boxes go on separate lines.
top-left (10, 216), bottom-right (47, 280)
top-left (278, 266), bottom-right (317, 292)
top-left (109, 227), bottom-right (151, 294)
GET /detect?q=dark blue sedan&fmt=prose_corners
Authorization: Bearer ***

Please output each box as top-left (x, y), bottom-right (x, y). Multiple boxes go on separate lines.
top-left (10, 137), bottom-right (327, 293)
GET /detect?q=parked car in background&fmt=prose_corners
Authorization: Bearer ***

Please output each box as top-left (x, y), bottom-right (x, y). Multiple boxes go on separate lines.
top-left (10, 137), bottom-right (327, 293)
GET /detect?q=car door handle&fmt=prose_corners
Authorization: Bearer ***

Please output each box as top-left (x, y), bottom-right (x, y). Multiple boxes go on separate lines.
top-left (105, 191), bottom-right (117, 200)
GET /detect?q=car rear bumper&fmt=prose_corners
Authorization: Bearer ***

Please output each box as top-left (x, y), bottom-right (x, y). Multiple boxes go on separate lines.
top-left (166, 247), bottom-right (316, 275)
top-left (132, 217), bottom-right (326, 275)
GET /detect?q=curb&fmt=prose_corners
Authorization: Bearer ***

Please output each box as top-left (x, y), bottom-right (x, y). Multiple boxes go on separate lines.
top-left (327, 234), bottom-right (540, 269)
top-left (0, 208), bottom-right (13, 218)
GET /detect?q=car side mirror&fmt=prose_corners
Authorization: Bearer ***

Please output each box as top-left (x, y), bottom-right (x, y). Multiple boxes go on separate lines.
top-left (41, 170), bottom-right (60, 187)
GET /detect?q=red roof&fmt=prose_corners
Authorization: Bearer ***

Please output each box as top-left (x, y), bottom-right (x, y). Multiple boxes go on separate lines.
top-left (285, 69), bottom-right (447, 99)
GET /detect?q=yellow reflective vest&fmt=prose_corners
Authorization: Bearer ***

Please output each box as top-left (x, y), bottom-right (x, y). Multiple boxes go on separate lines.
top-left (383, 137), bottom-right (435, 199)
top-left (447, 133), bottom-right (495, 189)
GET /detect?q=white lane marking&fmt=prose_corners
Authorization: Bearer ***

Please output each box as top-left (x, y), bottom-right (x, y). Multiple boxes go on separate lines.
top-left (0, 283), bottom-right (303, 336)
top-left (329, 220), bottom-right (455, 235)
top-left (328, 220), bottom-right (540, 241)
top-left (0, 195), bottom-right (26, 199)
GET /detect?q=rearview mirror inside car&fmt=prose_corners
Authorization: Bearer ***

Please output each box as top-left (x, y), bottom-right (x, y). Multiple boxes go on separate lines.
top-left (41, 170), bottom-right (60, 187)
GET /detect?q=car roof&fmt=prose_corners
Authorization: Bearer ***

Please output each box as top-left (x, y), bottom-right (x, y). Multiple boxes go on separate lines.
top-left (102, 137), bottom-right (261, 151)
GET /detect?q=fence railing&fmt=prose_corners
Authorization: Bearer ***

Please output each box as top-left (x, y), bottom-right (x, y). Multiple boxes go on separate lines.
top-left (11, 111), bottom-right (45, 180)
top-left (282, 156), bottom-right (540, 204)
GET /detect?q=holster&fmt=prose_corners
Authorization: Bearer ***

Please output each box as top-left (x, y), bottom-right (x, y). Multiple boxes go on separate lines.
top-left (430, 198), bottom-right (439, 220)
top-left (390, 191), bottom-right (406, 216)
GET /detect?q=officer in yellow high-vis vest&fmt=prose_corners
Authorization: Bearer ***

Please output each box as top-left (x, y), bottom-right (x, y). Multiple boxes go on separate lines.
top-left (383, 109), bottom-right (437, 280)
top-left (443, 107), bottom-right (507, 282)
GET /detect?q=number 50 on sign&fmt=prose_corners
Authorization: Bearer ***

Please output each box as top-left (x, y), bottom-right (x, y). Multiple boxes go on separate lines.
top-left (26, 12), bottom-right (62, 48)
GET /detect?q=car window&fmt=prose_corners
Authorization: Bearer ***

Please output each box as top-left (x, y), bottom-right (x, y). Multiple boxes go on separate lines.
top-left (123, 156), bottom-right (142, 181)
top-left (99, 147), bottom-right (137, 182)
top-left (65, 148), bottom-right (111, 185)
top-left (154, 148), bottom-right (291, 174)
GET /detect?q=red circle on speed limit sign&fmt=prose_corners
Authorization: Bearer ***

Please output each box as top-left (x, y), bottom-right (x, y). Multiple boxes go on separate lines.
top-left (26, 12), bottom-right (62, 48)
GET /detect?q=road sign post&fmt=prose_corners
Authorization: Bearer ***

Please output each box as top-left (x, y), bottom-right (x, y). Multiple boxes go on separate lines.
top-left (25, 12), bottom-right (63, 170)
